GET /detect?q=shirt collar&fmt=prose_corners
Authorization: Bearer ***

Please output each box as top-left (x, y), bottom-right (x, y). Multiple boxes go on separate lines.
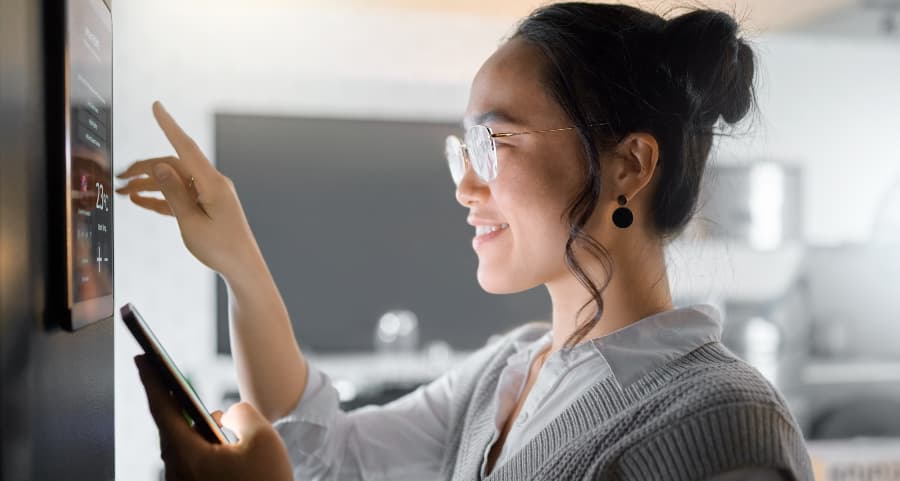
top-left (507, 304), bottom-right (723, 387)
top-left (588, 303), bottom-right (723, 387)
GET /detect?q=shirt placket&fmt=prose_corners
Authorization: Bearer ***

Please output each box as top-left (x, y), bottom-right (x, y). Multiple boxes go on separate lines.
top-left (479, 349), bottom-right (531, 479)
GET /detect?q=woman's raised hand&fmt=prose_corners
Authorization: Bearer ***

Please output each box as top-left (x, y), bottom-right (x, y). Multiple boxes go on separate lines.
top-left (116, 101), bottom-right (263, 279)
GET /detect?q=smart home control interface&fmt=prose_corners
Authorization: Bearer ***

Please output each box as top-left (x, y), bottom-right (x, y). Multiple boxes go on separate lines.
top-left (66, 0), bottom-right (113, 328)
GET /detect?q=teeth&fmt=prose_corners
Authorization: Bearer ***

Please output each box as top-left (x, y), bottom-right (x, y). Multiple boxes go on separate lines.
top-left (476, 224), bottom-right (509, 236)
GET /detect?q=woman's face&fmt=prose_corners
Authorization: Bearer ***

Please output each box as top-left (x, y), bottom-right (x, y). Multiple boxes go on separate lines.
top-left (457, 37), bottom-right (592, 294)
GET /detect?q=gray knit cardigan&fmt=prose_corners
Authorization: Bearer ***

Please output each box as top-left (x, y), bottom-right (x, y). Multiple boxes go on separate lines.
top-left (438, 324), bottom-right (814, 481)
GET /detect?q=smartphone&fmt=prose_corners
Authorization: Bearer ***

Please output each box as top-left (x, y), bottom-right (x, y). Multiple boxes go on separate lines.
top-left (120, 302), bottom-right (236, 444)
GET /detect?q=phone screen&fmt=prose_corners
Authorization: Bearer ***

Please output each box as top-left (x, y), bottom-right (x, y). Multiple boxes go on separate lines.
top-left (120, 303), bottom-right (234, 444)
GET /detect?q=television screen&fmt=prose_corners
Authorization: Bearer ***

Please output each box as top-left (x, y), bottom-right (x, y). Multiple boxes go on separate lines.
top-left (214, 114), bottom-right (551, 354)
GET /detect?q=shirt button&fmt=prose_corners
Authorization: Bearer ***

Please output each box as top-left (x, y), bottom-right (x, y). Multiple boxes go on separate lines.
top-left (517, 411), bottom-right (529, 424)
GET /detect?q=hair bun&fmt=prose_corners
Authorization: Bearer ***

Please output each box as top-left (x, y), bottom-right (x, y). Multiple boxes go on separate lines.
top-left (660, 10), bottom-right (755, 126)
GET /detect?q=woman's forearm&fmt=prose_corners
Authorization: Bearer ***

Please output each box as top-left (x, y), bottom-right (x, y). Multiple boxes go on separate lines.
top-left (222, 252), bottom-right (308, 422)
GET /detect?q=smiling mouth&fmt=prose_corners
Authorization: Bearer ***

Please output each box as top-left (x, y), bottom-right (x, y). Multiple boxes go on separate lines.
top-left (475, 223), bottom-right (509, 236)
top-left (472, 223), bottom-right (509, 250)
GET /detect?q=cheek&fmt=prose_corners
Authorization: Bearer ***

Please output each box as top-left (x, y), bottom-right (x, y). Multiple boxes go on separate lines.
top-left (493, 149), bottom-right (581, 249)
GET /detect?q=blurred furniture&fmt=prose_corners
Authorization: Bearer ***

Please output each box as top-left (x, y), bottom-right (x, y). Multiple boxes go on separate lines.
top-left (807, 437), bottom-right (900, 481)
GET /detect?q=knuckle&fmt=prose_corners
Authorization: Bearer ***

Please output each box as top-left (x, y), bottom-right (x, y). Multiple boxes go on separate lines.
top-left (212, 175), bottom-right (235, 196)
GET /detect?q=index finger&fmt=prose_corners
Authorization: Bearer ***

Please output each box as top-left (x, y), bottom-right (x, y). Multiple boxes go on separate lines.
top-left (151, 101), bottom-right (217, 178)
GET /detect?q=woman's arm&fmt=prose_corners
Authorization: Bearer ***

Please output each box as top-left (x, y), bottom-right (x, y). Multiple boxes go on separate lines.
top-left (117, 101), bottom-right (309, 421)
top-left (273, 360), bottom-right (456, 481)
top-left (272, 331), bottom-right (515, 481)
top-left (223, 251), bottom-right (308, 422)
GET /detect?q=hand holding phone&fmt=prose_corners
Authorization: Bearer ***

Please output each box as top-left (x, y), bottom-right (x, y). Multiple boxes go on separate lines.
top-left (134, 354), bottom-right (293, 481)
top-left (125, 302), bottom-right (294, 481)
top-left (120, 302), bottom-right (235, 444)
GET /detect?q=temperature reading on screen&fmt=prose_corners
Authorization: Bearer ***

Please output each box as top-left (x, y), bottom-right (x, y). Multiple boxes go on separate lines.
top-left (95, 181), bottom-right (108, 211)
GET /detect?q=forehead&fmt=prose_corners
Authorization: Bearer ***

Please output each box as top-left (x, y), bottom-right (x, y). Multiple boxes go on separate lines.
top-left (463, 37), bottom-right (565, 129)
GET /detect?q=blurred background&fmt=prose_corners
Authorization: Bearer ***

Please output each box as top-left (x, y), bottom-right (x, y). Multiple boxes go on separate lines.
top-left (112, 0), bottom-right (900, 479)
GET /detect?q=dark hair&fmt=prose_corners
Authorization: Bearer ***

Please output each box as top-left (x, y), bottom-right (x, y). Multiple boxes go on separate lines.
top-left (513, 2), bottom-right (757, 348)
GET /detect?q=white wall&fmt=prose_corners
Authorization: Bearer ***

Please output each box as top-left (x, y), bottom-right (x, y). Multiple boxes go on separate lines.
top-left (113, 2), bottom-right (900, 479)
top-left (113, 3), bottom-right (513, 479)
top-left (717, 34), bottom-right (900, 245)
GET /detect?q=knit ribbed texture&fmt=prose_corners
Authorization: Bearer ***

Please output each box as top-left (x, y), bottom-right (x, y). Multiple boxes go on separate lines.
top-left (439, 324), bottom-right (814, 481)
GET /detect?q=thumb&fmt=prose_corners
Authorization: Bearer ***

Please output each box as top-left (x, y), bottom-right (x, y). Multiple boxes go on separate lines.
top-left (220, 402), bottom-right (269, 442)
top-left (152, 163), bottom-right (195, 219)
top-left (211, 410), bottom-right (224, 427)
top-left (218, 402), bottom-right (293, 481)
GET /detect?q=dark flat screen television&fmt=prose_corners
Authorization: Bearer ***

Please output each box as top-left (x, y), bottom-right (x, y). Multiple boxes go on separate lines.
top-left (214, 114), bottom-right (551, 354)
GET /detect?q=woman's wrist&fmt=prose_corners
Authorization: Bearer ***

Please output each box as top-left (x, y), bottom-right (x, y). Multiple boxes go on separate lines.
top-left (219, 244), bottom-right (273, 298)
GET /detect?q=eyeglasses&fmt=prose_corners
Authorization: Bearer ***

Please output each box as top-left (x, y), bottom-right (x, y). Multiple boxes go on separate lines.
top-left (444, 124), bottom-right (605, 185)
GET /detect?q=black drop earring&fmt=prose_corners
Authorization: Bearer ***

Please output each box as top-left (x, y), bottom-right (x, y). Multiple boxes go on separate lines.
top-left (612, 195), bottom-right (633, 229)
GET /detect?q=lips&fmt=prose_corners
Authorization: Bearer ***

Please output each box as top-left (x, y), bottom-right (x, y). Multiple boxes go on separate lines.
top-left (472, 223), bottom-right (509, 251)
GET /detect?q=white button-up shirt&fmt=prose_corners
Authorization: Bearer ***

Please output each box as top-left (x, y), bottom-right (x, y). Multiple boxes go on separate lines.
top-left (273, 304), bottom-right (787, 481)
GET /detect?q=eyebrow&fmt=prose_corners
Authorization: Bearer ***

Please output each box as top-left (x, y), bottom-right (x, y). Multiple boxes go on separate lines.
top-left (462, 110), bottom-right (519, 130)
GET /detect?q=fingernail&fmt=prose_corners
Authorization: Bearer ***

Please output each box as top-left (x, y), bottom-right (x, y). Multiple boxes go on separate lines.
top-left (153, 164), bottom-right (170, 181)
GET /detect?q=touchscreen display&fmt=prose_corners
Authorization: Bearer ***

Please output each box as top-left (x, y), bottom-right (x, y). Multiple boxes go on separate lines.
top-left (68, 0), bottom-right (112, 309)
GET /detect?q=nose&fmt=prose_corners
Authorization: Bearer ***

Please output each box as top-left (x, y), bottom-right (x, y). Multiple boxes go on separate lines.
top-left (454, 162), bottom-right (488, 207)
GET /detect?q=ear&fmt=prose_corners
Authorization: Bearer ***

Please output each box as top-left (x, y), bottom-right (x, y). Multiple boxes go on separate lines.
top-left (609, 132), bottom-right (660, 201)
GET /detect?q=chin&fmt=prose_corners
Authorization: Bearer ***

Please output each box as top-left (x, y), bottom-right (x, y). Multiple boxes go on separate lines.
top-left (475, 264), bottom-right (535, 294)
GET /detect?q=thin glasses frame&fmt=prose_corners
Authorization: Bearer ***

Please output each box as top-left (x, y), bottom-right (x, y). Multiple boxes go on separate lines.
top-left (445, 123), bottom-right (607, 185)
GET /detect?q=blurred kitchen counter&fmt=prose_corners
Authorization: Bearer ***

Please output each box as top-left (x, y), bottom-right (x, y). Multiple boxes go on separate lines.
top-left (808, 437), bottom-right (900, 481)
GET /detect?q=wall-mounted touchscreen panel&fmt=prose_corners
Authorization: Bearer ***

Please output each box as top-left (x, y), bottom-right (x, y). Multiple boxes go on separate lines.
top-left (63, 0), bottom-right (113, 330)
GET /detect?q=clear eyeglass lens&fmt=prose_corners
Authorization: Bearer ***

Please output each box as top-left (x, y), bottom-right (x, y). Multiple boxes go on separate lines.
top-left (444, 135), bottom-right (465, 185)
top-left (464, 125), bottom-right (497, 183)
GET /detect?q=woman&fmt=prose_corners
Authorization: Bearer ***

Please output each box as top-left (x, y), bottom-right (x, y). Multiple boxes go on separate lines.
top-left (119, 3), bottom-right (814, 480)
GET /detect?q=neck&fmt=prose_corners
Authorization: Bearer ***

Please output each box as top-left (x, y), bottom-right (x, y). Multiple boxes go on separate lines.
top-left (543, 236), bottom-right (673, 354)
